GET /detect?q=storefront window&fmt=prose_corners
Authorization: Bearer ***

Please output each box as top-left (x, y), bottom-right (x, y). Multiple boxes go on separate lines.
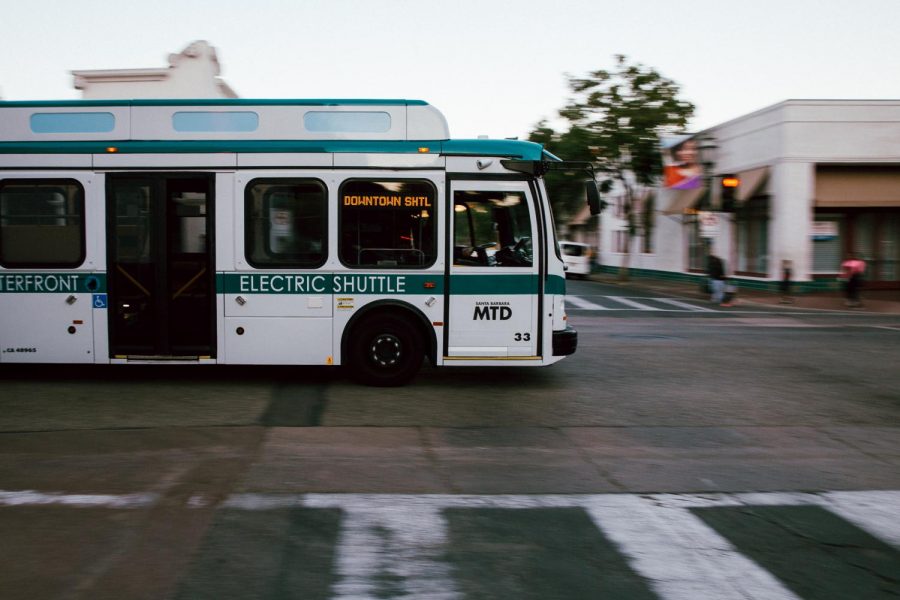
top-left (811, 214), bottom-right (844, 274)
top-left (685, 214), bottom-right (707, 271)
top-left (848, 211), bottom-right (900, 283)
top-left (735, 197), bottom-right (769, 276)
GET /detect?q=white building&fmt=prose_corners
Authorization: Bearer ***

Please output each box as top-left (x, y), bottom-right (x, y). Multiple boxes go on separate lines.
top-left (596, 100), bottom-right (900, 291)
top-left (72, 40), bottom-right (237, 99)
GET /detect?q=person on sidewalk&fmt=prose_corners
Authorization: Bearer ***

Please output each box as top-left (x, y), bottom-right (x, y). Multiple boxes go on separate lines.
top-left (707, 254), bottom-right (727, 305)
top-left (780, 259), bottom-right (794, 304)
top-left (840, 253), bottom-right (866, 308)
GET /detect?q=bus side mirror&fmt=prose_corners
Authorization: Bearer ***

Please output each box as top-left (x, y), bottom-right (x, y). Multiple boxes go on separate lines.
top-left (586, 180), bottom-right (608, 215)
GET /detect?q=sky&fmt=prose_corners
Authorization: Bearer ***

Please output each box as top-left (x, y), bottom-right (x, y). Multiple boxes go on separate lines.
top-left (1, 0), bottom-right (898, 139)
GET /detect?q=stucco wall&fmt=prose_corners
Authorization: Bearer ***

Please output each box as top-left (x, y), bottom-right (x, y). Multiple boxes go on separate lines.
top-left (595, 100), bottom-right (900, 284)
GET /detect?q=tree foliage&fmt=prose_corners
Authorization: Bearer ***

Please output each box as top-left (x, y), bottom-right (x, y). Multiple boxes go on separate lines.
top-left (530, 55), bottom-right (695, 276)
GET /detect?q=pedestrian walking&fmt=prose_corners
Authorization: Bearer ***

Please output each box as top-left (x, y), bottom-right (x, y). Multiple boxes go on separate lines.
top-left (779, 259), bottom-right (794, 304)
top-left (707, 254), bottom-right (727, 305)
top-left (840, 253), bottom-right (866, 308)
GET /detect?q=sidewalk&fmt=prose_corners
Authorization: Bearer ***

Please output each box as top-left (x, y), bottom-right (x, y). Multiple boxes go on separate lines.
top-left (588, 273), bottom-right (900, 314)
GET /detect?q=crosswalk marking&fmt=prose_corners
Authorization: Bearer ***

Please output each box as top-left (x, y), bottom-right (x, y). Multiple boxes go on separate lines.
top-left (275, 491), bottom-right (900, 600)
top-left (0, 489), bottom-right (158, 508)
top-left (567, 294), bottom-right (713, 312)
top-left (813, 490), bottom-right (900, 548)
top-left (564, 295), bottom-right (607, 310)
top-left (606, 296), bottom-right (656, 310)
top-left (5, 489), bottom-right (898, 599)
top-left (653, 297), bottom-right (717, 312)
top-left (584, 495), bottom-right (800, 600)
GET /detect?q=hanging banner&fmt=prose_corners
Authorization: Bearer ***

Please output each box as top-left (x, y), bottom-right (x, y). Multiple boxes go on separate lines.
top-left (662, 134), bottom-right (702, 190)
top-left (699, 211), bottom-right (721, 238)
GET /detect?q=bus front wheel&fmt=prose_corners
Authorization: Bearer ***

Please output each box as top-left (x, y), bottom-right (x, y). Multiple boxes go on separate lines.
top-left (349, 314), bottom-right (424, 386)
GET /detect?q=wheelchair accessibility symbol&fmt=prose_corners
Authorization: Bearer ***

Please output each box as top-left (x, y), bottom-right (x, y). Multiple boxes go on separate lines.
top-left (92, 294), bottom-right (108, 309)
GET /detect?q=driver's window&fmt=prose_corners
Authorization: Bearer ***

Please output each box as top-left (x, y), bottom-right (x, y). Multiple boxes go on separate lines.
top-left (453, 190), bottom-right (532, 267)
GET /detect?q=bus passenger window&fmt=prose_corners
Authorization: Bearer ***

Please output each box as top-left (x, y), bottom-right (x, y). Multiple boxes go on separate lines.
top-left (245, 179), bottom-right (327, 268)
top-left (0, 179), bottom-right (85, 268)
top-left (453, 190), bottom-right (532, 267)
top-left (339, 179), bottom-right (436, 268)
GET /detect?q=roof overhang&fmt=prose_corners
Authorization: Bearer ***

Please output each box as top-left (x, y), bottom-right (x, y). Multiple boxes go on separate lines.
top-left (815, 165), bottom-right (900, 207)
top-left (736, 166), bottom-right (769, 202)
top-left (661, 186), bottom-right (705, 215)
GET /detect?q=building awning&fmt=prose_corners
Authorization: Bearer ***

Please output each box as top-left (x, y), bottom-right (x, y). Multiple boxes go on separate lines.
top-left (736, 166), bottom-right (769, 202)
top-left (815, 166), bottom-right (900, 207)
top-left (661, 185), bottom-right (705, 215)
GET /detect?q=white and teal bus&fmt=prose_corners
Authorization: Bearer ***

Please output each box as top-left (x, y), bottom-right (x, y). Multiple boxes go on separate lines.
top-left (0, 99), bottom-right (595, 385)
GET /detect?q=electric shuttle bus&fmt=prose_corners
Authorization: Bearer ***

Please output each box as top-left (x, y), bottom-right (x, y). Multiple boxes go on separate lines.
top-left (0, 99), bottom-right (590, 385)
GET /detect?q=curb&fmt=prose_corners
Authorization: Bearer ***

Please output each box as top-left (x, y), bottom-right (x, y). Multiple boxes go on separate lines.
top-left (584, 275), bottom-right (900, 315)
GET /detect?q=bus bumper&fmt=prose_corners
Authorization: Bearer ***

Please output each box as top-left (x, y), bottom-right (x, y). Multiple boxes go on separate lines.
top-left (552, 325), bottom-right (577, 356)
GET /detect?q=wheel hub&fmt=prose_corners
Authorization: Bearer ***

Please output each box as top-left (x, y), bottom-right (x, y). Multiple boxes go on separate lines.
top-left (370, 334), bottom-right (402, 367)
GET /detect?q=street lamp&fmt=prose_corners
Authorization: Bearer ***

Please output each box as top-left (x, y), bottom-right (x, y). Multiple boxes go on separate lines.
top-left (697, 134), bottom-right (717, 211)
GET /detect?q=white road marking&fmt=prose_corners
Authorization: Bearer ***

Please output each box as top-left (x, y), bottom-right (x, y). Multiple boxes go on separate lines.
top-left (4, 489), bottom-right (898, 600)
top-left (306, 496), bottom-right (460, 600)
top-left (822, 490), bottom-right (900, 547)
top-left (565, 295), bottom-right (607, 310)
top-left (567, 295), bottom-right (718, 312)
top-left (583, 495), bottom-right (801, 600)
top-left (0, 489), bottom-right (158, 508)
top-left (604, 296), bottom-right (657, 310)
top-left (654, 297), bottom-right (716, 312)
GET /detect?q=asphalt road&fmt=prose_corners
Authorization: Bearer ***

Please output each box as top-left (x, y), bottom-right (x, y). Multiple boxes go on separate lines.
top-left (1, 279), bottom-right (898, 599)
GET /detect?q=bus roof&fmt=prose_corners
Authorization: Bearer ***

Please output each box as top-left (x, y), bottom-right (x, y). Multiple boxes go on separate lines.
top-left (0, 98), bottom-right (449, 143)
top-left (0, 99), bottom-right (547, 161)
top-left (0, 99), bottom-right (431, 108)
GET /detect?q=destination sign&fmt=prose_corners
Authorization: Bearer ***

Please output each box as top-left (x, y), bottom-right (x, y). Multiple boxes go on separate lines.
top-left (342, 194), bottom-right (432, 208)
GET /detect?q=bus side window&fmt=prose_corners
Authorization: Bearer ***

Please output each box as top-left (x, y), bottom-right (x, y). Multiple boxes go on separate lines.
top-left (245, 179), bottom-right (327, 268)
top-left (0, 179), bottom-right (85, 268)
top-left (452, 190), bottom-right (532, 267)
top-left (338, 179), bottom-right (436, 269)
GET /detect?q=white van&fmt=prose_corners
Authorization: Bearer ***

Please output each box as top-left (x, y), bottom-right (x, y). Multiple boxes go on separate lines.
top-left (559, 241), bottom-right (592, 278)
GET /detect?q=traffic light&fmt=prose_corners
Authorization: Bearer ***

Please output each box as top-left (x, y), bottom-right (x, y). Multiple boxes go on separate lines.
top-left (721, 174), bottom-right (740, 212)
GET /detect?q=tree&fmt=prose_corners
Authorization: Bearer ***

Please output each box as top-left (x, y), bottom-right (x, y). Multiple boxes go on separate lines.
top-left (534, 55), bottom-right (695, 279)
top-left (528, 121), bottom-right (596, 225)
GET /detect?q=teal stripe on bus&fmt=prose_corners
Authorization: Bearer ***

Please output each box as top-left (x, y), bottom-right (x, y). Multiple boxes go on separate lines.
top-left (0, 272), bottom-right (561, 297)
top-left (0, 139), bottom-right (544, 160)
top-left (0, 272), bottom-right (106, 293)
top-left (545, 274), bottom-right (566, 295)
top-left (217, 273), bottom-right (560, 295)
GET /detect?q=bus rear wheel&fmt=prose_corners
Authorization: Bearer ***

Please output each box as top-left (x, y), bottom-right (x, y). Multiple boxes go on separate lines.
top-left (349, 314), bottom-right (424, 386)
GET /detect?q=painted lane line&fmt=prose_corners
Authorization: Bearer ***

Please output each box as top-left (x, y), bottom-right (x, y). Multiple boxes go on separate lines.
top-left (0, 489), bottom-right (158, 508)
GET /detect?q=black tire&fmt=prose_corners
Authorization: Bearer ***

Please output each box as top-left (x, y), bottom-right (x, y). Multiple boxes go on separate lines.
top-left (348, 314), bottom-right (424, 386)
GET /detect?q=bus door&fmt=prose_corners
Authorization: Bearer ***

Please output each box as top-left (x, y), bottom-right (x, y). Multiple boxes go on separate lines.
top-left (447, 180), bottom-right (540, 358)
top-left (107, 174), bottom-right (215, 358)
